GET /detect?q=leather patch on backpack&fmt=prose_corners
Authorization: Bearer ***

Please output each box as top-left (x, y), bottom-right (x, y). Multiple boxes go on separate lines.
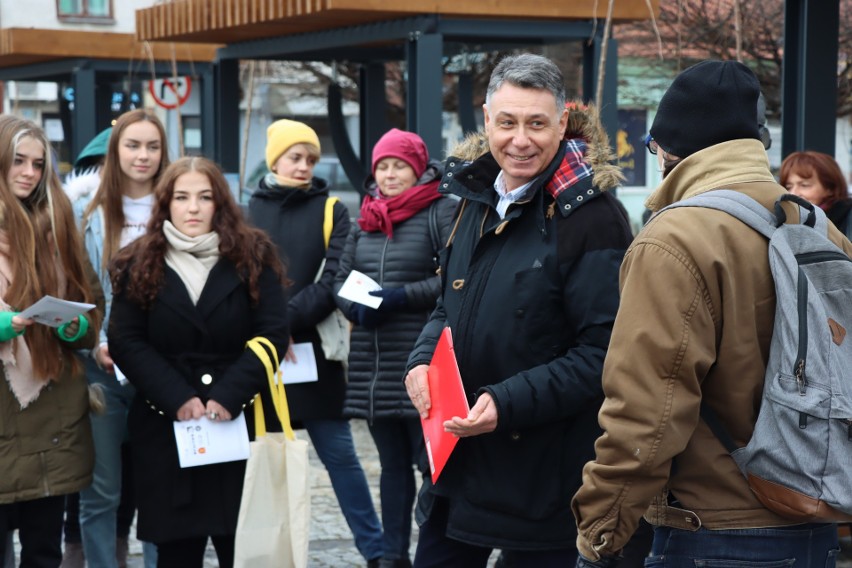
top-left (828, 318), bottom-right (846, 346)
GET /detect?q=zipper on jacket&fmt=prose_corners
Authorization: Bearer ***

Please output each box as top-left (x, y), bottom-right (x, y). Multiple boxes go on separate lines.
top-left (40, 452), bottom-right (50, 496)
top-left (367, 236), bottom-right (391, 424)
top-left (795, 251), bottom-right (852, 265)
top-left (842, 419), bottom-right (852, 441)
top-left (795, 266), bottom-right (807, 395)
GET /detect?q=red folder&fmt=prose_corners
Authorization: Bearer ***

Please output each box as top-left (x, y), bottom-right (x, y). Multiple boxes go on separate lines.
top-left (421, 327), bottom-right (470, 483)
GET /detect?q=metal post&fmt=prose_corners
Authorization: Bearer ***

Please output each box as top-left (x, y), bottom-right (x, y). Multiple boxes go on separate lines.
top-left (781, 0), bottom-right (839, 156)
top-left (214, 59), bottom-right (240, 173)
top-left (405, 32), bottom-right (443, 158)
top-left (200, 64), bottom-right (216, 162)
top-left (71, 64), bottom-right (97, 163)
top-left (360, 62), bottom-right (389, 171)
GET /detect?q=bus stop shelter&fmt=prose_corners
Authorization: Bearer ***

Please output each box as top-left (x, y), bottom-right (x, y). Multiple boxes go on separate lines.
top-left (136, 0), bottom-right (658, 186)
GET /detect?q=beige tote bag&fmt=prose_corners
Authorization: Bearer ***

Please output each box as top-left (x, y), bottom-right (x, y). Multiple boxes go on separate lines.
top-left (234, 338), bottom-right (310, 568)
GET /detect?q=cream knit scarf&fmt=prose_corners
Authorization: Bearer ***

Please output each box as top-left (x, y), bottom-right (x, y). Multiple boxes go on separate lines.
top-left (163, 221), bottom-right (220, 305)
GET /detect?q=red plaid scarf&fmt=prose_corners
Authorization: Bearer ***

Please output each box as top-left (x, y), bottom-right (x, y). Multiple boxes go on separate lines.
top-left (545, 139), bottom-right (593, 200)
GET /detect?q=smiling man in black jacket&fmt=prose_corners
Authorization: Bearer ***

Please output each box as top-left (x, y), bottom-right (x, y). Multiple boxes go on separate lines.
top-left (404, 53), bottom-right (633, 567)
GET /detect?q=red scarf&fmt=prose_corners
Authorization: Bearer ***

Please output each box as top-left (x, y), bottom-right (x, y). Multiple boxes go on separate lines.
top-left (358, 180), bottom-right (441, 237)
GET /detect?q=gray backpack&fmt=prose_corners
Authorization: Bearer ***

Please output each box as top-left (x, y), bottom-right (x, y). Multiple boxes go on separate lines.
top-left (668, 189), bottom-right (852, 522)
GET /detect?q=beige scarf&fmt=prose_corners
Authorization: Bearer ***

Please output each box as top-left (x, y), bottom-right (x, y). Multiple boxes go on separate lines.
top-left (264, 172), bottom-right (311, 190)
top-left (0, 231), bottom-right (65, 408)
top-left (163, 221), bottom-right (220, 305)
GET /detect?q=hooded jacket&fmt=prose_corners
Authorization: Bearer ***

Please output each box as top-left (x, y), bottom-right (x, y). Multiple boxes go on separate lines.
top-left (248, 176), bottom-right (350, 422)
top-left (406, 106), bottom-right (633, 549)
top-left (572, 139), bottom-right (852, 560)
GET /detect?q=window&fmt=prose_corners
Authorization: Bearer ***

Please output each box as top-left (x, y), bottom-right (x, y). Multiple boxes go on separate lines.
top-left (57, 0), bottom-right (113, 22)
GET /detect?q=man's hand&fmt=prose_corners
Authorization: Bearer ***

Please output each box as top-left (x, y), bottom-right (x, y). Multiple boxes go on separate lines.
top-left (444, 392), bottom-right (498, 437)
top-left (405, 364), bottom-right (431, 418)
top-left (95, 343), bottom-right (115, 374)
top-left (176, 397), bottom-right (206, 421)
top-left (205, 399), bottom-right (232, 422)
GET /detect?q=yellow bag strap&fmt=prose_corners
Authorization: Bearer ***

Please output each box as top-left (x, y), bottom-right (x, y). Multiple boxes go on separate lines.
top-left (322, 196), bottom-right (340, 250)
top-left (246, 337), bottom-right (295, 441)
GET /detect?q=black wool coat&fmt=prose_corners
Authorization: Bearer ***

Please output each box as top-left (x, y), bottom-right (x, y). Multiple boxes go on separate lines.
top-left (108, 260), bottom-right (289, 544)
top-left (248, 177), bottom-right (350, 422)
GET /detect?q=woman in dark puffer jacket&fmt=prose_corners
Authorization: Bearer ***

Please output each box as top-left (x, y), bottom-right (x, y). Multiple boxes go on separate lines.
top-left (335, 129), bottom-right (455, 568)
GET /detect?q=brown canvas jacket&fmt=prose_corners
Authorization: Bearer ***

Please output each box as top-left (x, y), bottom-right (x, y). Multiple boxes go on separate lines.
top-left (572, 139), bottom-right (852, 559)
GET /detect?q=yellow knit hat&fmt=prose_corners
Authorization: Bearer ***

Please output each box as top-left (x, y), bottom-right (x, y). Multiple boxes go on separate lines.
top-left (265, 119), bottom-right (321, 170)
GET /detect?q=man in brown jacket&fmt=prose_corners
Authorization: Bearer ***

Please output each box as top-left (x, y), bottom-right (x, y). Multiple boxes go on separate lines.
top-left (572, 60), bottom-right (852, 566)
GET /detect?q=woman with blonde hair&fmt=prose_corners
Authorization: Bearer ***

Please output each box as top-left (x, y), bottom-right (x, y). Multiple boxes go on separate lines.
top-left (74, 108), bottom-right (170, 568)
top-left (0, 115), bottom-right (101, 566)
top-left (249, 119), bottom-right (383, 566)
top-left (109, 156), bottom-right (289, 568)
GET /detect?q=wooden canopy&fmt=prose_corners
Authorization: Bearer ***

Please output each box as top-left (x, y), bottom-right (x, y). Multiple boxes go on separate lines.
top-left (137, 0), bottom-right (658, 44)
top-left (0, 28), bottom-right (218, 68)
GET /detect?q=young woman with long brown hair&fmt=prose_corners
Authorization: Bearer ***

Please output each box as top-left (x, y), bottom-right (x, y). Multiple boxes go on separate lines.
top-left (0, 115), bottom-right (101, 566)
top-left (108, 156), bottom-right (289, 568)
top-left (74, 108), bottom-right (170, 568)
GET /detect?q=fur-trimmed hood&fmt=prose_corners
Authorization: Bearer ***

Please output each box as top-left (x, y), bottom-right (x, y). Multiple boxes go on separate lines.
top-left (63, 167), bottom-right (102, 203)
top-left (446, 102), bottom-right (623, 193)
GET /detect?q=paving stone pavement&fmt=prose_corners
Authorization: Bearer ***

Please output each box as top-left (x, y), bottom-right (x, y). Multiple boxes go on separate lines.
top-left (20, 420), bottom-right (852, 566)
top-left (120, 420), bottom-right (498, 567)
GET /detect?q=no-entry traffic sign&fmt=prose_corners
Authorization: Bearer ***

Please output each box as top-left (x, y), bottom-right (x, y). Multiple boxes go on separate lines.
top-left (148, 77), bottom-right (192, 109)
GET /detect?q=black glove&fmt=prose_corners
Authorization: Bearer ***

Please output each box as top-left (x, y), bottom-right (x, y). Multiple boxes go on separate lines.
top-left (349, 303), bottom-right (384, 330)
top-left (576, 553), bottom-right (620, 568)
top-left (369, 287), bottom-right (408, 312)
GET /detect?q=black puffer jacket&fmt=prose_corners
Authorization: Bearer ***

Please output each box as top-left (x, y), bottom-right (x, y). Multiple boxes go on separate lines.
top-left (248, 176), bottom-right (350, 422)
top-left (335, 165), bottom-right (456, 421)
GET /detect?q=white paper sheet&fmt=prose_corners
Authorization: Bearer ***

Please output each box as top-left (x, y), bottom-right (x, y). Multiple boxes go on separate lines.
top-left (278, 342), bottom-right (319, 384)
top-left (113, 364), bottom-right (129, 386)
top-left (337, 270), bottom-right (383, 309)
top-left (18, 295), bottom-right (96, 328)
top-left (173, 413), bottom-right (250, 468)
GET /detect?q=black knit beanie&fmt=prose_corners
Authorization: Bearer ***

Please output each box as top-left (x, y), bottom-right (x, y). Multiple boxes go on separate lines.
top-left (650, 60), bottom-right (761, 158)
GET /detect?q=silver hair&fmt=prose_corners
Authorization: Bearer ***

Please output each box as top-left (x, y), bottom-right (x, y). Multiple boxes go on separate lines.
top-left (485, 53), bottom-right (567, 111)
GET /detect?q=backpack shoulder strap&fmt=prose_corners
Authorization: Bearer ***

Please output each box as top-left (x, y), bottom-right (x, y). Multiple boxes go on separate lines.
top-left (322, 196), bottom-right (340, 250)
top-left (428, 199), bottom-right (441, 254)
top-left (662, 189), bottom-right (777, 240)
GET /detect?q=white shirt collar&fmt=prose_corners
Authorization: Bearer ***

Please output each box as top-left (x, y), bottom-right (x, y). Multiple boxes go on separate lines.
top-left (493, 171), bottom-right (537, 219)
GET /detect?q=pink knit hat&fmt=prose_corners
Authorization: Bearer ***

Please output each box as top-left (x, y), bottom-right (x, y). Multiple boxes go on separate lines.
top-left (371, 128), bottom-right (429, 177)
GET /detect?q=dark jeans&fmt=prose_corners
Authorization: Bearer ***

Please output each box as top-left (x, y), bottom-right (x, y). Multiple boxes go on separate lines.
top-left (648, 523), bottom-right (839, 567)
top-left (413, 497), bottom-right (577, 568)
top-left (63, 494), bottom-right (81, 545)
top-left (0, 495), bottom-right (66, 568)
top-left (156, 535), bottom-right (234, 568)
top-left (367, 417), bottom-right (425, 562)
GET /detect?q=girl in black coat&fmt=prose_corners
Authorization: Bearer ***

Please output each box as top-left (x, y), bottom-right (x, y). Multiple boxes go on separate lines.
top-left (248, 119), bottom-right (383, 565)
top-left (335, 129), bottom-right (456, 568)
top-left (108, 157), bottom-right (288, 568)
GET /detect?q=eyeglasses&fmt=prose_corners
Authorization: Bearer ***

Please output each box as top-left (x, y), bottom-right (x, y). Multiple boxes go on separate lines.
top-left (644, 134), bottom-right (659, 155)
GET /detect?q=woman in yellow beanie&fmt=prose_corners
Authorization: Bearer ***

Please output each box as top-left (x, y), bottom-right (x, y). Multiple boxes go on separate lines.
top-left (247, 119), bottom-right (384, 567)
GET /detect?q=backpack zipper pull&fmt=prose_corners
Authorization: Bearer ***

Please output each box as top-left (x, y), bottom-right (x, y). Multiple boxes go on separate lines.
top-left (795, 359), bottom-right (806, 395)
